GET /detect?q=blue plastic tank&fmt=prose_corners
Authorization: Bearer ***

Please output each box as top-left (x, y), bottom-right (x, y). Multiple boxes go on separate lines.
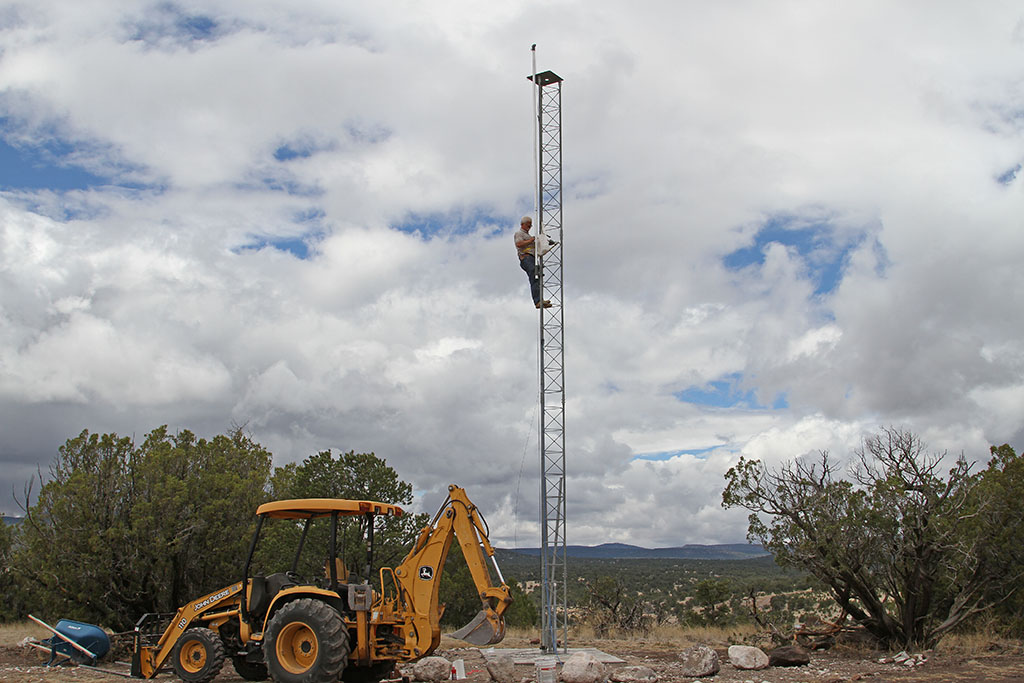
top-left (45, 619), bottom-right (110, 664)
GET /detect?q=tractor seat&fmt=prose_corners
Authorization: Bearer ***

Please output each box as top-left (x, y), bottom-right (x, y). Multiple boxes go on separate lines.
top-left (322, 557), bottom-right (348, 588)
top-left (248, 572), bottom-right (296, 619)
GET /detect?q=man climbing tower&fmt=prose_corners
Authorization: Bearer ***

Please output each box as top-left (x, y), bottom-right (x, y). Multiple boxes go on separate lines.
top-left (515, 215), bottom-right (551, 309)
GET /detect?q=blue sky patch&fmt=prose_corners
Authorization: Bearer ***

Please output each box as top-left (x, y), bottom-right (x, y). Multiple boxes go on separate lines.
top-left (273, 136), bottom-right (338, 162)
top-left (294, 207), bottom-right (325, 225)
top-left (676, 372), bottom-right (787, 411)
top-left (0, 115), bottom-right (159, 194)
top-left (237, 231), bottom-right (323, 260)
top-left (633, 445), bottom-right (722, 462)
top-left (126, 4), bottom-right (224, 46)
top-left (393, 209), bottom-right (506, 239)
top-left (274, 126), bottom-right (388, 164)
top-left (997, 164), bottom-right (1021, 185)
top-left (236, 210), bottom-right (326, 259)
top-left (676, 373), bottom-right (756, 408)
top-left (0, 138), bottom-right (109, 191)
top-left (274, 144), bottom-right (314, 162)
top-left (724, 213), bottom-right (863, 296)
top-left (176, 13), bottom-right (217, 40)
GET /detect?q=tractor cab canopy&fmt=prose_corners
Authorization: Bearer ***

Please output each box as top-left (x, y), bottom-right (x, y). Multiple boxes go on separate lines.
top-left (243, 498), bottom-right (406, 602)
top-left (256, 498), bottom-right (405, 519)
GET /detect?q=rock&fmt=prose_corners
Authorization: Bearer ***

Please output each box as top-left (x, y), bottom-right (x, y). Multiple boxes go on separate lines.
top-left (560, 652), bottom-right (605, 683)
top-left (677, 644), bottom-right (720, 677)
top-left (904, 653), bottom-right (927, 667)
top-left (728, 645), bottom-right (769, 671)
top-left (412, 655), bottom-right (453, 682)
top-left (610, 665), bottom-right (657, 682)
top-left (486, 654), bottom-right (516, 683)
top-left (768, 645), bottom-right (810, 667)
top-left (878, 650), bottom-right (926, 666)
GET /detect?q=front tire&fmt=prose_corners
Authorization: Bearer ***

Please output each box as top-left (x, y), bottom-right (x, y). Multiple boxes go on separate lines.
top-left (265, 599), bottom-right (350, 683)
top-left (171, 627), bottom-right (226, 683)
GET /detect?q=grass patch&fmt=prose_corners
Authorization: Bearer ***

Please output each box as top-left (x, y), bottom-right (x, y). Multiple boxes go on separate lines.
top-left (0, 620), bottom-right (49, 647)
top-left (933, 631), bottom-right (1024, 657)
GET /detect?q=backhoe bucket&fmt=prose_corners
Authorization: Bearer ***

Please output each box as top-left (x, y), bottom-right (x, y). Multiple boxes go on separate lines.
top-left (448, 609), bottom-right (505, 646)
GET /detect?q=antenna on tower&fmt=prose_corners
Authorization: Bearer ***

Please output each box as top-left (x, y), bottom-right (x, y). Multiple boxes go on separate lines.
top-left (528, 48), bottom-right (567, 656)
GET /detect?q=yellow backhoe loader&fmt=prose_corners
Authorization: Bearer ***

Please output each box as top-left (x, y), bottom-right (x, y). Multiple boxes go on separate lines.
top-left (130, 484), bottom-right (512, 683)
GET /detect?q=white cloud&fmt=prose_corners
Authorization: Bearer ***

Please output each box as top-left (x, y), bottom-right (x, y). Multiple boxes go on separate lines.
top-left (1, 1), bottom-right (1023, 551)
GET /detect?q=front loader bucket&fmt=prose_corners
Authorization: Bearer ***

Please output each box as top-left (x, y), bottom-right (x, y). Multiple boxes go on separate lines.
top-left (448, 609), bottom-right (506, 646)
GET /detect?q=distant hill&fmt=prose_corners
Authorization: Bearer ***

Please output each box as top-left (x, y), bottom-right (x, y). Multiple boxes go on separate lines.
top-left (509, 542), bottom-right (768, 560)
top-left (2, 516), bottom-right (22, 526)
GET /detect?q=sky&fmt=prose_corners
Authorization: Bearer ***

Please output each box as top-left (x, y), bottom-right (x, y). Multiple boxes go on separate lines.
top-left (1, 1), bottom-right (1022, 549)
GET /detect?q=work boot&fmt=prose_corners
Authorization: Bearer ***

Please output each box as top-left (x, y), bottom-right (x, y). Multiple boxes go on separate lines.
top-left (535, 300), bottom-right (552, 309)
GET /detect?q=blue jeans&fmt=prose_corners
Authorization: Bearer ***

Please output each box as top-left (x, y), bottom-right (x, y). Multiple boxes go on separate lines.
top-left (519, 254), bottom-right (540, 305)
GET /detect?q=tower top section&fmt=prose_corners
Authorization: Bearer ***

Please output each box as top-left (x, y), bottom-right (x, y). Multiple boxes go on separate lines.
top-left (528, 70), bottom-right (563, 86)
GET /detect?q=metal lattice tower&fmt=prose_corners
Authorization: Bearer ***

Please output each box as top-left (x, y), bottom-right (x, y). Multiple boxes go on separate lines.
top-left (530, 60), bottom-right (567, 655)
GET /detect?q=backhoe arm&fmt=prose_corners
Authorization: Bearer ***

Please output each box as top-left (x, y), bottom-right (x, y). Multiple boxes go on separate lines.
top-left (393, 485), bottom-right (512, 656)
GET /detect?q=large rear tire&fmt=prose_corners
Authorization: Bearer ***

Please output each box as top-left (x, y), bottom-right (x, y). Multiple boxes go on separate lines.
top-left (265, 599), bottom-right (350, 683)
top-left (171, 627), bottom-right (226, 683)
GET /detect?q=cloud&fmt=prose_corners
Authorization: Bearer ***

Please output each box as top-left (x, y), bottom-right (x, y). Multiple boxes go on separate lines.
top-left (0, 1), bottom-right (1022, 551)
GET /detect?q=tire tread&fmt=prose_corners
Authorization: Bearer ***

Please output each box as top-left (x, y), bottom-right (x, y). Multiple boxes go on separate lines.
top-left (265, 598), bottom-right (350, 683)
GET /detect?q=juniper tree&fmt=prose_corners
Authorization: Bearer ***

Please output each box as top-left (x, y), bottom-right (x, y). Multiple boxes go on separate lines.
top-left (722, 428), bottom-right (1023, 649)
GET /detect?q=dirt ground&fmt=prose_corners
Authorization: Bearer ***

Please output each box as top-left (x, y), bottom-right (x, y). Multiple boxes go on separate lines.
top-left (3, 636), bottom-right (1024, 683)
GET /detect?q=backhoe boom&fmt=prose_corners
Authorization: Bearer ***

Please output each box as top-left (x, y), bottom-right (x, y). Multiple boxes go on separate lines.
top-left (393, 485), bottom-right (512, 655)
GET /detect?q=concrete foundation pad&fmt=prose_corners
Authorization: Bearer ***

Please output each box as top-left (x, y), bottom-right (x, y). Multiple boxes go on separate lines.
top-left (479, 647), bottom-right (625, 665)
